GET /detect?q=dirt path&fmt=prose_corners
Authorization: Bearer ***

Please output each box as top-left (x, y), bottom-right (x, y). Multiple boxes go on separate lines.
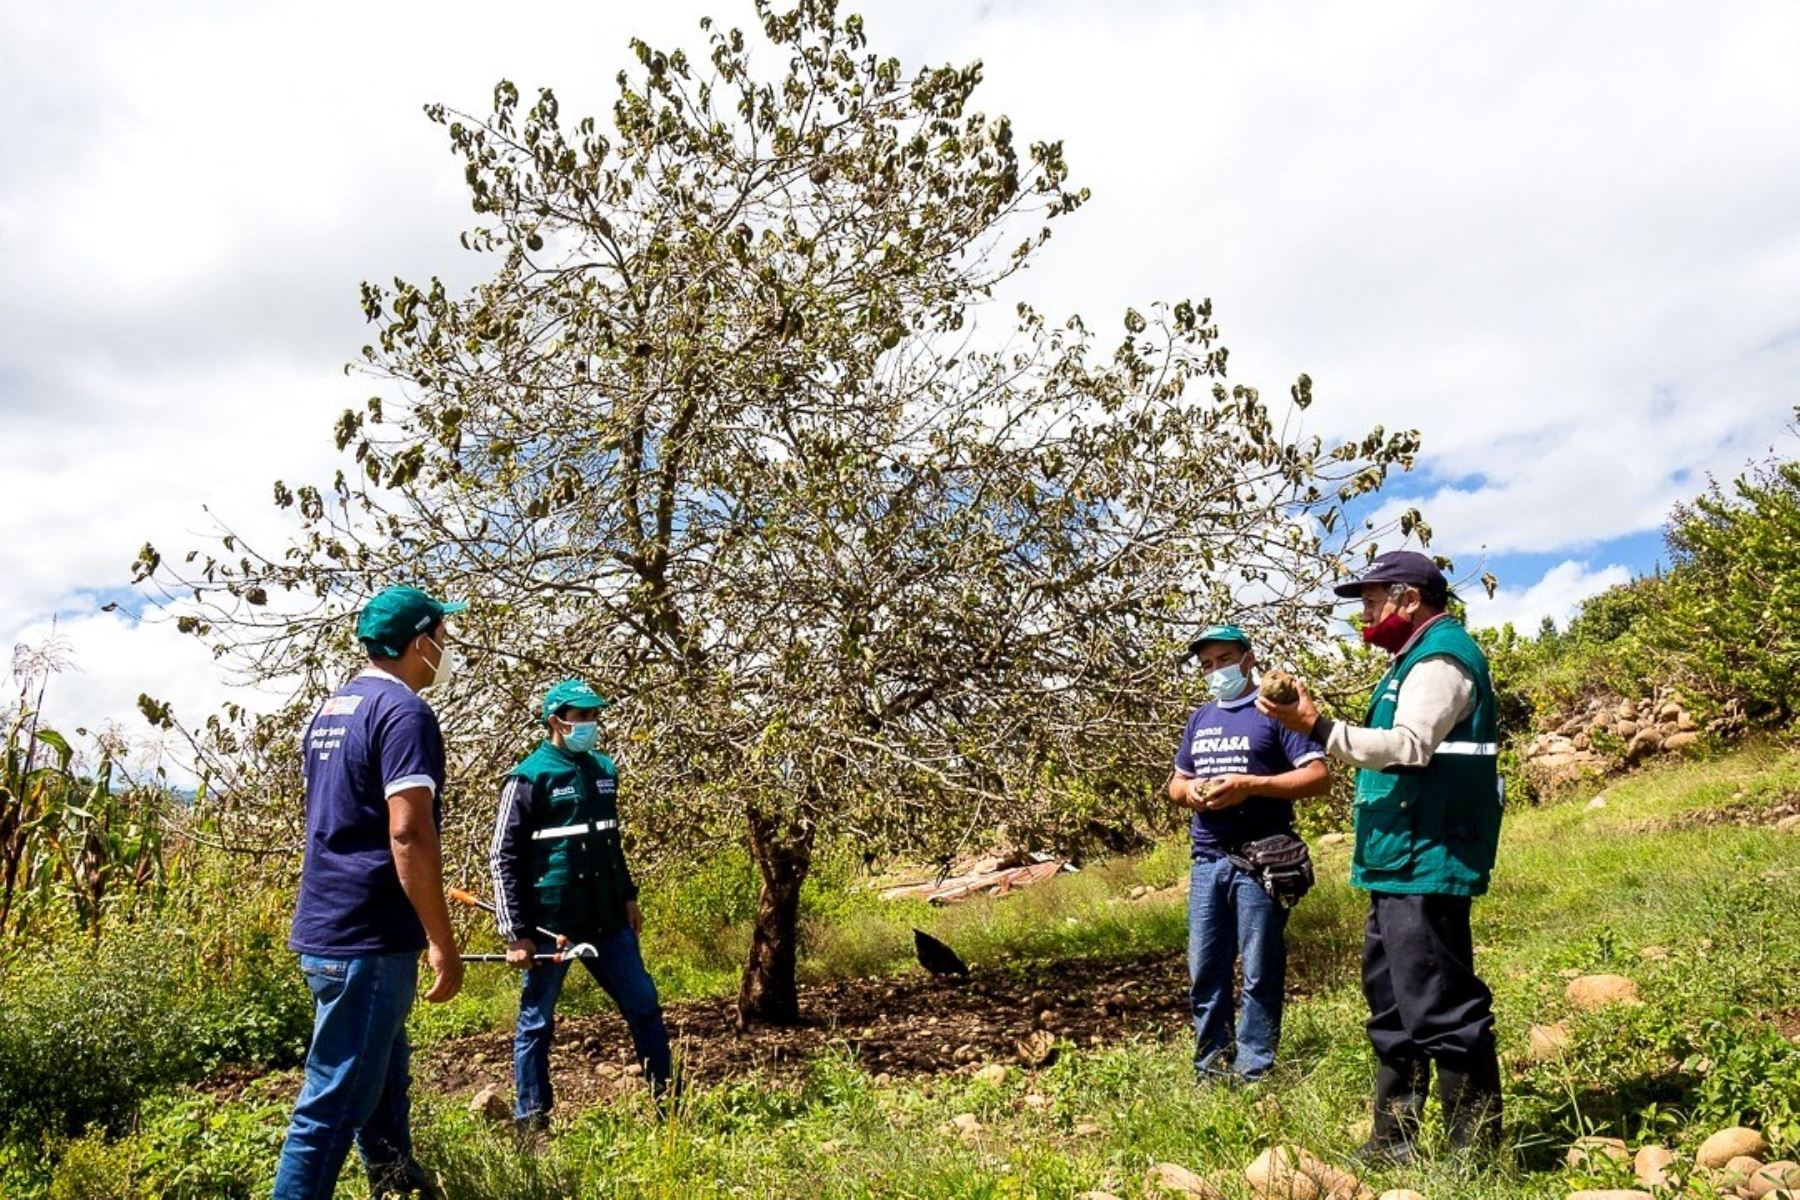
top-left (418, 952), bottom-right (1208, 1111)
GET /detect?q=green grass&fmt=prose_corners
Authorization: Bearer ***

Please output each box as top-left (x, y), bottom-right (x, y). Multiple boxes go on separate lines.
top-left (11, 743), bottom-right (1800, 1198)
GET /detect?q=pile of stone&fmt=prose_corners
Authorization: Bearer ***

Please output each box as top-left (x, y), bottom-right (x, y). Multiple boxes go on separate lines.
top-left (1522, 689), bottom-right (1734, 787)
top-left (1083, 1146), bottom-right (1402, 1199)
top-left (1563, 1124), bottom-right (1797, 1197)
top-left (1077, 1126), bottom-right (1798, 1200)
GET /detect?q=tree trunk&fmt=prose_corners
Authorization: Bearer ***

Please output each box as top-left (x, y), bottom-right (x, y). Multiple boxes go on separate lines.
top-left (735, 807), bottom-right (814, 1028)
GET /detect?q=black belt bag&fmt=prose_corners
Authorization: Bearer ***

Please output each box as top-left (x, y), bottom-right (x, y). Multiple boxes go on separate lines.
top-left (1226, 833), bottom-right (1315, 910)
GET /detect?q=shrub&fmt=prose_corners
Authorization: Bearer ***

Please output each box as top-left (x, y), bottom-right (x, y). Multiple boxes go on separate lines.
top-left (0, 915), bottom-right (308, 1137)
top-left (1483, 414), bottom-right (1800, 742)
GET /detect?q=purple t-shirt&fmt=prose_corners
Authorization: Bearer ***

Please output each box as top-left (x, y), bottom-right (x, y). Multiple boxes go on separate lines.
top-left (1173, 687), bottom-right (1324, 858)
top-left (290, 669), bottom-right (445, 955)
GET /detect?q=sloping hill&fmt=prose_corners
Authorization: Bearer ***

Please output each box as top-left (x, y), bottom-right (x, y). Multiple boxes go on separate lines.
top-left (38, 744), bottom-right (1799, 1199)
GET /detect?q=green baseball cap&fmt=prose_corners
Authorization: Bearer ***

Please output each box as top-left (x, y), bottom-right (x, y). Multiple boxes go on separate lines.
top-left (541, 678), bottom-right (609, 724)
top-left (355, 586), bottom-right (467, 658)
top-left (1187, 623), bottom-right (1252, 656)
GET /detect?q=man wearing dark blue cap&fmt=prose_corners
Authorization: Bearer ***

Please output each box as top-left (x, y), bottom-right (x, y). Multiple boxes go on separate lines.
top-left (1258, 551), bottom-right (1505, 1162)
top-left (273, 585), bottom-right (466, 1200)
top-left (1170, 624), bottom-right (1331, 1084)
top-left (489, 679), bottom-right (672, 1132)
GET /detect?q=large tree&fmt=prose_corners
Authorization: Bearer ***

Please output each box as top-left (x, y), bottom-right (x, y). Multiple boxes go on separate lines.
top-left (137, 0), bottom-right (1420, 1024)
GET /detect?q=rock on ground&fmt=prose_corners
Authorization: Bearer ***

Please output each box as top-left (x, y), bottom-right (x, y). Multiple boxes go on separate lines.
top-left (1243, 1145), bottom-right (1372, 1200)
top-left (1243, 1149), bottom-right (1322, 1200)
top-left (1566, 974), bottom-right (1642, 1010)
top-left (946, 1112), bottom-right (981, 1142)
top-left (1530, 1022), bottom-right (1573, 1060)
top-left (1633, 1144), bottom-right (1675, 1187)
top-left (1698, 1126), bottom-right (1769, 1168)
top-left (1568, 1136), bottom-right (1629, 1169)
top-left (973, 1063), bottom-right (1009, 1085)
top-left (1145, 1161), bottom-right (1224, 1198)
top-left (1746, 1161), bottom-right (1800, 1198)
top-left (468, 1083), bottom-right (510, 1123)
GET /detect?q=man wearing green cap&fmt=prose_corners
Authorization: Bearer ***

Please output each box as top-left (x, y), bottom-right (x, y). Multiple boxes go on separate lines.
top-left (1169, 624), bottom-right (1330, 1084)
top-left (274, 585), bottom-right (467, 1200)
top-left (489, 679), bottom-right (672, 1130)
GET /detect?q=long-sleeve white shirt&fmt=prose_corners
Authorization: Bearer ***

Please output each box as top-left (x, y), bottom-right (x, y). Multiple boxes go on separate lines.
top-left (1317, 617), bottom-right (1476, 771)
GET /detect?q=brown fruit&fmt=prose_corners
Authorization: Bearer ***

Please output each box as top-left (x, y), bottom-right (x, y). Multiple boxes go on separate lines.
top-left (1262, 670), bottom-right (1301, 705)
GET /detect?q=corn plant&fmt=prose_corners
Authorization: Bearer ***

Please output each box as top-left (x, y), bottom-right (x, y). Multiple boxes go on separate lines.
top-left (3, 640), bottom-right (173, 941)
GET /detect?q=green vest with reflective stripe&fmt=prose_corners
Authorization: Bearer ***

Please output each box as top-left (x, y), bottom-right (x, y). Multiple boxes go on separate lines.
top-left (509, 741), bottom-right (633, 936)
top-left (1351, 617), bottom-right (1503, 896)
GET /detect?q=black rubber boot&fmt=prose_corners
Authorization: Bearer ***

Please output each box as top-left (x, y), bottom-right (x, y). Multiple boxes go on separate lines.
top-left (367, 1158), bottom-right (443, 1200)
top-left (1353, 1056), bottom-right (1431, 1167)
top-left (513, 1110), bottom-right (552, 1149)
top-left (1438, 1040), bottom-right (1504, 1154)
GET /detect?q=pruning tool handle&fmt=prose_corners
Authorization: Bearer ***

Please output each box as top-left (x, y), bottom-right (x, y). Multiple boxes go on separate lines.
top-left (450, 884), bottom-right (570, 949)
top-left (448, 887), bottom-right (491, 913)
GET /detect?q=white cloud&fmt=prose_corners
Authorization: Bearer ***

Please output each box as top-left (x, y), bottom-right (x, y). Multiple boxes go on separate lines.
top-left (1464, 559), bottom-right (1633, 632)
top-left (4, 0), bottom-right (1800, 738)
top-left (6, 609), bottom-right (288, 787)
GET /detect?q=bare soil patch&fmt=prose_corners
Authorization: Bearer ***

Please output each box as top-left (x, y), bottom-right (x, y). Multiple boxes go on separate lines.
top-left (417, 952), bottom-right (1226, 1112)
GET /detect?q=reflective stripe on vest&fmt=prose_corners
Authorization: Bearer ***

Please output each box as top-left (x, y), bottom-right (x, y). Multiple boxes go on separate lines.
top-left (1436, 741), bottom-right (1498, 756)
top-left (531, 819), bottom-right (621, 841)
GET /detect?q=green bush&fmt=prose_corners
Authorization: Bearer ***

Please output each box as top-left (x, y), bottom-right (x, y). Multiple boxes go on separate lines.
top-left (0, 926), bottom-right (203, 1136)
top-left (1656, 452), bottom-right (1800, 722)
top-left (0, 917), bottom-right (309, 1138)
top-left (1482, 415), bottom-right (1800, 743)
top-left (29, 1093), bottom-right (288, 1200)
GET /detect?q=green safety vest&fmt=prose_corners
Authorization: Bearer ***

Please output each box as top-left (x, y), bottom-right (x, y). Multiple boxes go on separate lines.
top-left (1351, 617), bottom-right (1503, 897)
top-left (508, 741), bottom-right (636, 936)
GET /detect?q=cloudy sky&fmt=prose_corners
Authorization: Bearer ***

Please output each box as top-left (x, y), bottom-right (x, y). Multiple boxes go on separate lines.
top-left (4, 0), bottom-right (1798, 759)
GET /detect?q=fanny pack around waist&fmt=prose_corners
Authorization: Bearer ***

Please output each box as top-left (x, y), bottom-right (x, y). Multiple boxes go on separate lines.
top-left (1225, 832), bottom-right (1315, 910)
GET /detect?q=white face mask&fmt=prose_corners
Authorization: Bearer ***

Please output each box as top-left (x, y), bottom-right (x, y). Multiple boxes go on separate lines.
top-left (422, 634), bottom-right (456, 689)
top-left (1205, 662), bottom-right (1251, 701)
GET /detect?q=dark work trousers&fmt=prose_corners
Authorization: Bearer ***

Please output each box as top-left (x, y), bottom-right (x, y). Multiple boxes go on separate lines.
top-left (1362, 892), bottom-right (1496, 1067)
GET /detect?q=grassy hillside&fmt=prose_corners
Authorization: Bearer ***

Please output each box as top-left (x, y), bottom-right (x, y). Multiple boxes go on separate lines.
top-left (18, 743), bottom-right (1800, 1199)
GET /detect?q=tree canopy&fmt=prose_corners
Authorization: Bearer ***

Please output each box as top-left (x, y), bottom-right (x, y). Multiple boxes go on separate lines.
top-left (136, 0), bottom-right (1420, 1022)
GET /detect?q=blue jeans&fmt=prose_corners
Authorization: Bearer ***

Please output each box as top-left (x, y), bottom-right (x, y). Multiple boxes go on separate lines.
top-left (1188, 854), bottom-right (1290, 1080)
top-left (514, 927), bottom-right (672, 1118)
top-left (272, 952), bottom-right (419, 1200)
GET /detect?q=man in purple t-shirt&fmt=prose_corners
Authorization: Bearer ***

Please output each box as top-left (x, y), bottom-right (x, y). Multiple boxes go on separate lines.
top-left (273, 585), bottom-right (466, 1200)
top-left (1169, 624), bottom-right (1330, 1082)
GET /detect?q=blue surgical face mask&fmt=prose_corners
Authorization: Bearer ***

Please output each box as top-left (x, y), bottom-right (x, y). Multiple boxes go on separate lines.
top-left (563, 721), bottom-right (598, 753)
top-left (1205, 663), bottom-right (1250, 701)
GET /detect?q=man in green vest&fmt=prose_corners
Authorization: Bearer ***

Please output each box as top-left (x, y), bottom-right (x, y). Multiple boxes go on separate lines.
top-left (489, 679), bottom-right (672, 1131)
top-left (1258, 551), bottom-right (1503, 1162)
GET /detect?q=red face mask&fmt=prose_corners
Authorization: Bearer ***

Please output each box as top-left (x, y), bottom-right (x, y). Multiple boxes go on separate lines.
top-left (1362, 612), bottom-right (1414, 654)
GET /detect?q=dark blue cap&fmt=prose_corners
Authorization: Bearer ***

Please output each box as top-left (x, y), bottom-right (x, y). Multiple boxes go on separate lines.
top-left (1333, 550), bottom-right (1450, 603)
